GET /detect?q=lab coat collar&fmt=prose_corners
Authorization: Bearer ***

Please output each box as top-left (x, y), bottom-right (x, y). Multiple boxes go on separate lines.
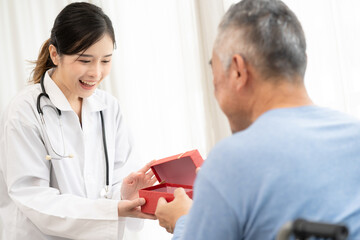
top-left (83, 90), bottom-right (108, 112)
top-left (44, 70), bottom-right (107, 112)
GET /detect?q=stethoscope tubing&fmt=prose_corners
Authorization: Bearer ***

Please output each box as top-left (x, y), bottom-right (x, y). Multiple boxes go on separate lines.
top-left (99, 111), bottom-right (109, 187)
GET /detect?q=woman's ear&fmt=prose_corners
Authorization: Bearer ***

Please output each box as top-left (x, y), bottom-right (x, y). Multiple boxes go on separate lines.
top-left (49, 44), bottom-right (59, 66)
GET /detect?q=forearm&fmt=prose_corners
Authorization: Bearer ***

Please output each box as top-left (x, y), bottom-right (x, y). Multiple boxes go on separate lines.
top-left (10, 186), bottom-right (119, 239)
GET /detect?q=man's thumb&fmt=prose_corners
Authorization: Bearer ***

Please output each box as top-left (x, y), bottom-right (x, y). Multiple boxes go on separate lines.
top-left (157, 197), bottom-right (167, 206)
top-left (174, 187), bottom-right (186, 198)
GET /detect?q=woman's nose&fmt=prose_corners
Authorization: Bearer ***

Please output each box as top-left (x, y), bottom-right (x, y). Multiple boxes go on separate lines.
top-left (89, 63), bottom-right (102, 79)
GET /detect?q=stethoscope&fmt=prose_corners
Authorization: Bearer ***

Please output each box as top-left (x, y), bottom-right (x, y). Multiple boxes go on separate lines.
top-left (36, 73), bottom-right (110, 198)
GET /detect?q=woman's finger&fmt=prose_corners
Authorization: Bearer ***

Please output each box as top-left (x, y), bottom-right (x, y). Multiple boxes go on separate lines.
top-left (145, 170), bottom-right (155, 180)
top-left (149, 176), bottom-right (157, 185)
top-left (138, 160), bottom-right (156, 173)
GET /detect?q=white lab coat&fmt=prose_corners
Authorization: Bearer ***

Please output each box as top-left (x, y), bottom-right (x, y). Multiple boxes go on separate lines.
top-left (0, 71), bottom-right (142, 239)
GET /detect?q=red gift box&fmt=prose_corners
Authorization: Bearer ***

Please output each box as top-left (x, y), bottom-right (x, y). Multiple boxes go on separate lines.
top-left (139, 149), bottom-right (204, 214)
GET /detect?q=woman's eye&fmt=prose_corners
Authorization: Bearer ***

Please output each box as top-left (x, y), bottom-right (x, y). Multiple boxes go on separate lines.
top-left (79, 60), bottom-right (90, 63)
top-left (102, 60), bottom-right (111, 63)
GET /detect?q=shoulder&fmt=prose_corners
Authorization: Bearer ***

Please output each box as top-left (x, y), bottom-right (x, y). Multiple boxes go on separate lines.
top-left (8, 84), bottom-right (40, 107)
top-left (2, 84), bottom-right (41, 124)
top-left (256, 105), bottom-right (360, 128)
top-left (201, 105), bottom-right (360, 180)
top-left (0, 85), bottom-right (42, 142)
top-left (206, 105), bottom-right (360, 159)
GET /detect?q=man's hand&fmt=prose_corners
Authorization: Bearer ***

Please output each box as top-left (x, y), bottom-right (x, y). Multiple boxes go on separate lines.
top-left (118, 198), bottom-right (157, 220)
top-left (121, 160), bottom-right (157, 200)
top-left (155, 188), bottom-right (193, 233)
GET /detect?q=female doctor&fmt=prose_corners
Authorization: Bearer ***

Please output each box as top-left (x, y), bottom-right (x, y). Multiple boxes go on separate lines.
top-left (0, 2), bottom-right (157, 240)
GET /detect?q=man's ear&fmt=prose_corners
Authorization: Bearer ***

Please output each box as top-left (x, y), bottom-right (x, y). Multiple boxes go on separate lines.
top-left (49, 44), bottom-right (59, 66)
top-left (230, 54), bottom-right (248, 91)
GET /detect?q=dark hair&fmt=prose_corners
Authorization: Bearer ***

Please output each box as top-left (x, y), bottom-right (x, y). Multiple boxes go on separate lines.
top-left (31, 2), bottom-right (115, 83)
top-left (217, 0), bottom-right (307, 79)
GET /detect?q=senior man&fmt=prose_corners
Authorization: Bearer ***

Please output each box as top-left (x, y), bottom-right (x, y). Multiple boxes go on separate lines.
top-left (155, 0), bottom-right (360, 239)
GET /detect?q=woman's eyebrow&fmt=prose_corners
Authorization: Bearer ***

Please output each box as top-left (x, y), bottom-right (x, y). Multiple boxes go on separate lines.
top-left (77, 53), bottom-right (113, 57)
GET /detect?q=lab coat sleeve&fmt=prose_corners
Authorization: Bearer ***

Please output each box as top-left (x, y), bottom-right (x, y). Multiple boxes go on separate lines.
top-left (171, 174), bottom-right (241, 240)
top-left (110, 103), bottom-right (144, 232)
top-left (3, 117), bottom-right (120, 240)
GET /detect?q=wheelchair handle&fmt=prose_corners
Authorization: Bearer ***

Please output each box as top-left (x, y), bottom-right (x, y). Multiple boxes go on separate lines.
top-left (277, 218), bottom-right (349, 240)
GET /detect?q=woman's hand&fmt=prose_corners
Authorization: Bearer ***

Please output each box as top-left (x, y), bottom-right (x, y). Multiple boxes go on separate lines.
top-left (121, 160), bottom-right (157, 201)
top-left (118, 198), bottom-right (157, 219)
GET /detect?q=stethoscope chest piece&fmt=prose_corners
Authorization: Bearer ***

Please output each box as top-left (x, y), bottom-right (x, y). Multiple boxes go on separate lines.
top-left (100, 185), bottom-right (111, 199)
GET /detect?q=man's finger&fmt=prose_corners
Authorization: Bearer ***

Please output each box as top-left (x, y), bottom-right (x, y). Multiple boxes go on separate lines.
top-left (156, 197), bottom-right (168, 213)
top-left (157, 197), bottom-right (168, 207)
top-left (174, 187), bottom-right (186, 198)
top-left (166, 226), bottom-right (173, 233)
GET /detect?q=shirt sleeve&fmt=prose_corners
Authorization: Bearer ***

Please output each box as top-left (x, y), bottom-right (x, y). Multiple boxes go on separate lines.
top-left (3, 117), bottom-right (120, 240)
top-left (172, 215), bottom-right (187, 239)
top-left (172, 174), bottom-right (241, 240)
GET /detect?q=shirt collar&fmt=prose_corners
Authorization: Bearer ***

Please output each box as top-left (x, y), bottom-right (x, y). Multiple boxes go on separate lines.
top-left (44, 70), bottom-right (107, 112)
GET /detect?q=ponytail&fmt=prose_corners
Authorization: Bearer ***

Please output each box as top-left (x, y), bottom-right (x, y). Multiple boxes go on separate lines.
top-left (31, 39), bottom-right (56, 84)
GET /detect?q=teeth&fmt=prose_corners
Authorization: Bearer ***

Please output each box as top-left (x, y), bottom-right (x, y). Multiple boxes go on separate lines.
top-left (80, 79), bottom-right (96, 86)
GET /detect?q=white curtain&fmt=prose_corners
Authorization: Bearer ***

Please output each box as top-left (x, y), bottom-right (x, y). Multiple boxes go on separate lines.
top-left (1, 0), bottom-right (359, 239)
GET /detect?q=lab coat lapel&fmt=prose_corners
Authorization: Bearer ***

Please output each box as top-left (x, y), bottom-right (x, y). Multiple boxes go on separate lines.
top-left (81, 90), bottom-right (108, 199)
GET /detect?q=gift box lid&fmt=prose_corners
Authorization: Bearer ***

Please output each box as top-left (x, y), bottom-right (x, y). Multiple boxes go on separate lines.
top-left (151, 149), bottom-right (204, 186)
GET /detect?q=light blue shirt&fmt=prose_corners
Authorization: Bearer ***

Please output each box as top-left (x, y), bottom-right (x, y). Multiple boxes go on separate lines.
top-left (173, 106), bottom-right (360, 240)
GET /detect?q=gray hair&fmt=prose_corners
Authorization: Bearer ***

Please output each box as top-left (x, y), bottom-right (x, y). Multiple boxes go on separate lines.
top-left (214, 0), bottom-right (307, 80)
